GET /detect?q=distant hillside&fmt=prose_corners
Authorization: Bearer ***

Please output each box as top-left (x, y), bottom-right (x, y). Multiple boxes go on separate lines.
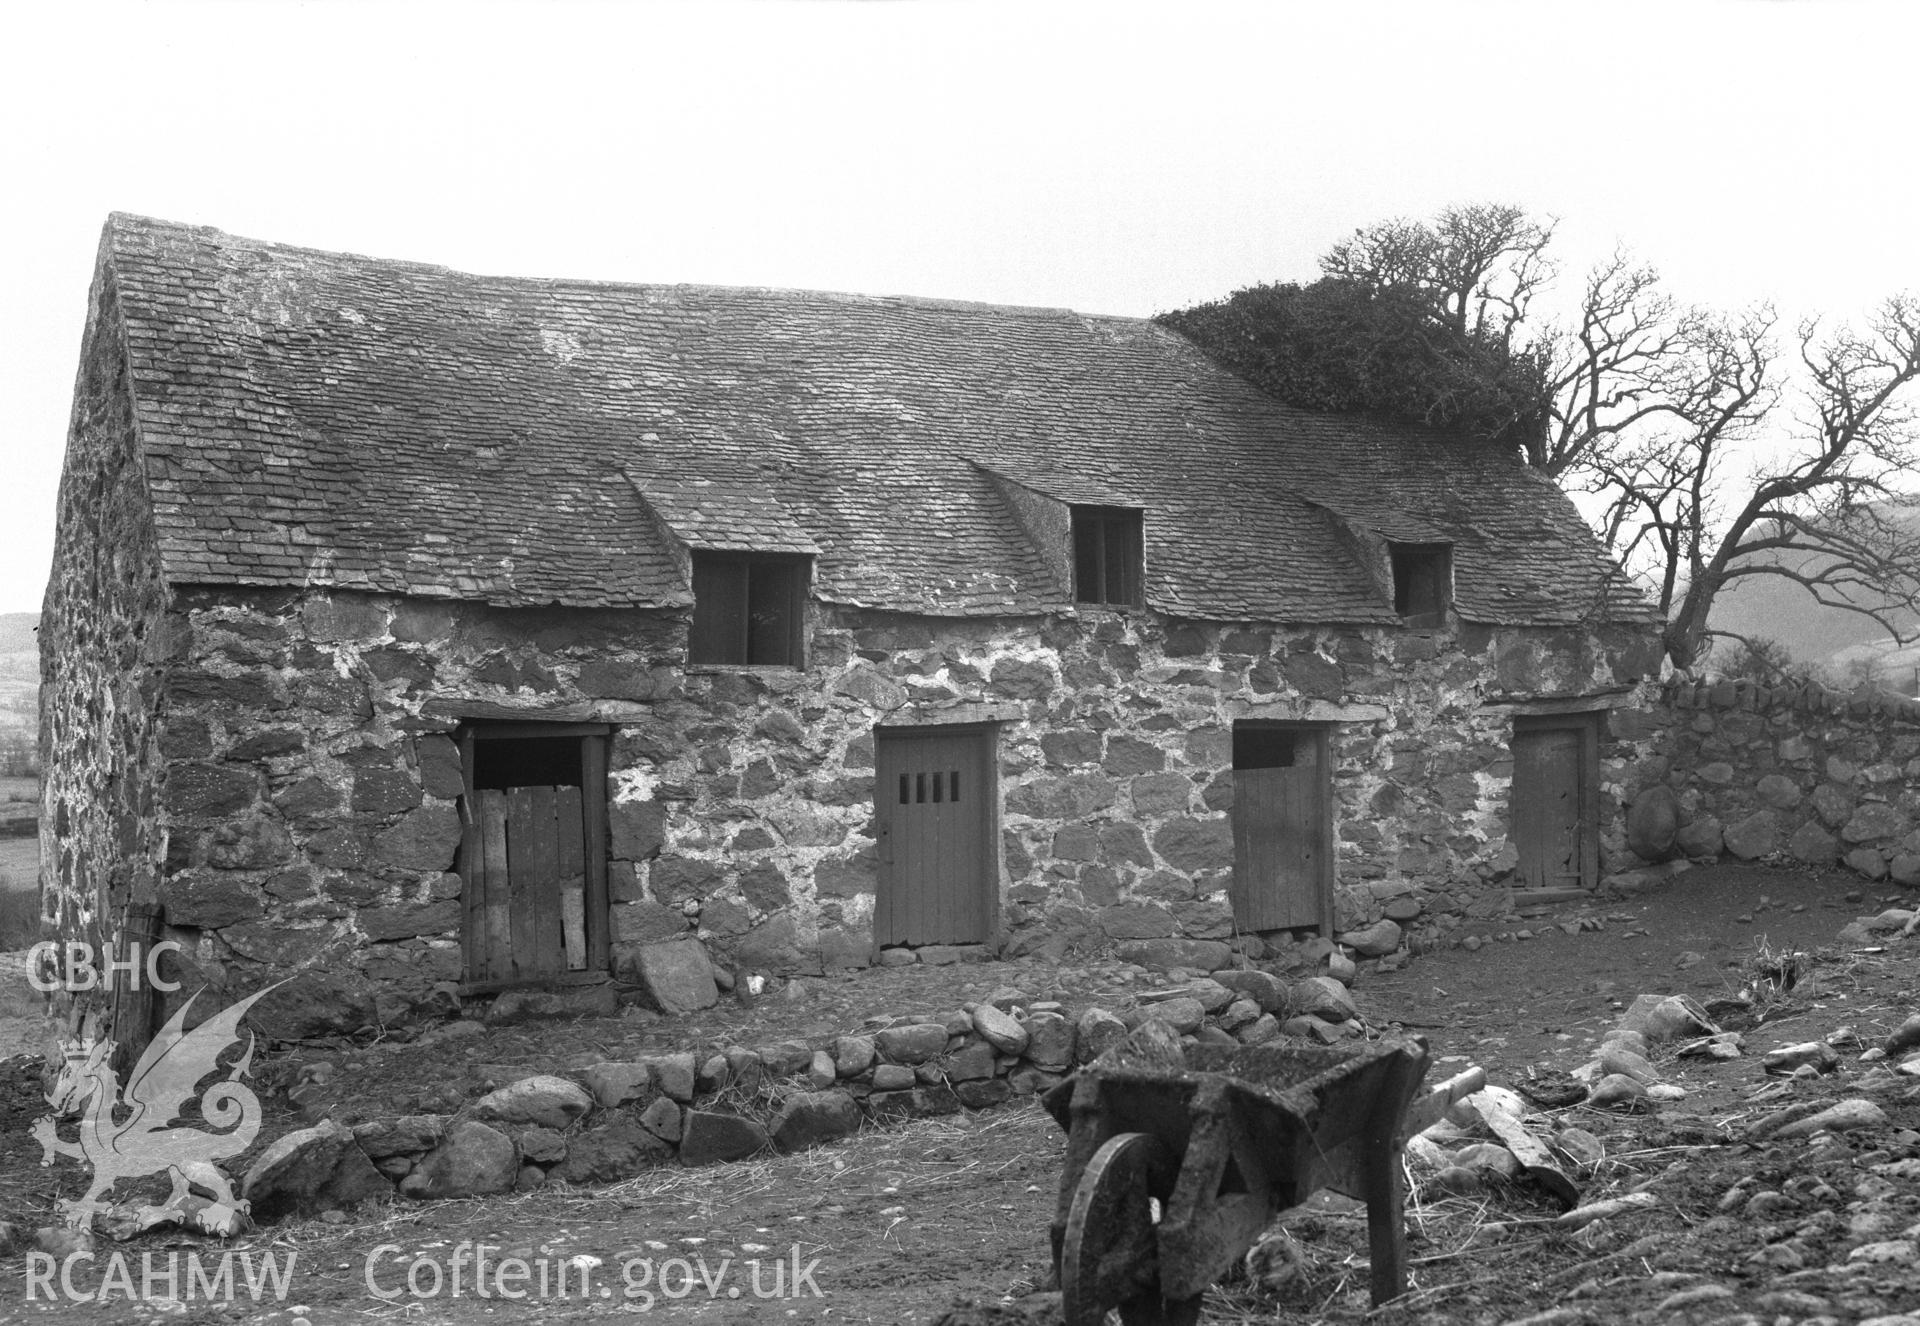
top-left (0, 615), bottom-right (36, 655)
top-left (1708, 568), bottom-right (1914, 664)
top-left (0, 615), bottom-right (35, 745)
top-left (1706, 503), bottom-right (1919, 673)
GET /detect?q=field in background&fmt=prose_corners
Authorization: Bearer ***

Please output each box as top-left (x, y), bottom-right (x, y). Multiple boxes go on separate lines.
top-left (0, 837), bottom-right (35, 892)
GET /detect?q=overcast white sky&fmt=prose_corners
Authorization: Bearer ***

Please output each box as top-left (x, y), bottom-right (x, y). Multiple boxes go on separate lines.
top-left (3, 0), bottom-right (1916, 616)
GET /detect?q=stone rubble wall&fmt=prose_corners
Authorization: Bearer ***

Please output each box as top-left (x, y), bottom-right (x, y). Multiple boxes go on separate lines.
top-left (86, 581), bottom-right (1654, 1036)
top-left (245, 970), bottom-right (1354, 1216)
top-left (39, 266), bottom-right (175, 1046)
top-left (1610, 677), bottom-right (1920, 885)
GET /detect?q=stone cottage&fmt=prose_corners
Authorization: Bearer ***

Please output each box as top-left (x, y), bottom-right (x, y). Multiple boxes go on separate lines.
top-left (41, 214), bottom-right (1661, 1040)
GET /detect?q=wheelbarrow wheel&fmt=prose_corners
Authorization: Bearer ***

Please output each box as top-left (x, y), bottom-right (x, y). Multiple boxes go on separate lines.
top-left (1060, 1133), bottom-right (1202, 1326)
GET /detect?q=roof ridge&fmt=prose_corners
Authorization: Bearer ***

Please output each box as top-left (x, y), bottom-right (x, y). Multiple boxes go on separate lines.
top-left (100, 211), bottom-right (1128, 324)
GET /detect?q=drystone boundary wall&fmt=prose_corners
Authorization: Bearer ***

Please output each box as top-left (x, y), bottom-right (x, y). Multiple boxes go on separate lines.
top-left (243, 971), bottom-right (1357, 1219)
top-left (1616, 677), bottom-right (1920, 886)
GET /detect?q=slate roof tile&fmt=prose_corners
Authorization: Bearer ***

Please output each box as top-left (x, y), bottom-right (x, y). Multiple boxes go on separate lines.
top-left (91, 214), bottom-right (1653, 625)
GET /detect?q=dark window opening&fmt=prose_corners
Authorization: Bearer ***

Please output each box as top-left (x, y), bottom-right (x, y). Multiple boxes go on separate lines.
top-left (1072, 506), bottom-right (1144, 608)
top-left (1390, 542), bottom-right (1452, 628)
top-left (689, 552), bottom-right (810, 666)
top-left (470, 736), bottom-right (584, 790)
top-left (1232, 725), bottom-right (1298, 770)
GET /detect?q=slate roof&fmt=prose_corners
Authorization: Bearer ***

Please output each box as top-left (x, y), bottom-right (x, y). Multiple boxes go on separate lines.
top-left (87, 214), bottom-right (1653, 625)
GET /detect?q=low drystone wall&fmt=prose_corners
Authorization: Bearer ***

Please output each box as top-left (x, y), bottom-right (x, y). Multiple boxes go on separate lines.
top-left (1615, 678), bottom-right (1920, 886)
top-left (242, 969), bottom-right (1361, 1219)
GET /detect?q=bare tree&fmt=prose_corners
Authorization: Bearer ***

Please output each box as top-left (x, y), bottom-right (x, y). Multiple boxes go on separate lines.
top-left (1169, 203), bottom-right (1920, 670)
top-left (1530, 252), bottom-right (1704, 478)
top-left (1321, 203), bottom-right (1556, 347)
top-left (1592, 296), bottom-right (1920, 668)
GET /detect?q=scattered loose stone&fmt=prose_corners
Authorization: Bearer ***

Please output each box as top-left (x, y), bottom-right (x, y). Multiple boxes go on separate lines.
top-left (1210, 969), bottom-right (1287, 1011)
top-left (1768, 1098), bottom-right (1889, 1139)
top-left (352, 1115), bottom-right (446, 1158)
top-left (1074, 1007), bottom-right (1129, 1063)
top-left (1145, 997), bottom-right (1206, 1036)
top-left (1551, 1128), bottom-right (1604, 1169)
top-left (1598, 1045), bottom-right (1660, 1085)
top-left (1237, 1014), bottom-right (1282, 1045)
top-left (1336, 919), bottom-right (1402, 957)
top-left (1288, 976), bottom-right (1357, 1023)
top-left (1847, 1240), bottom-right (1916, 1265)
top-left (1587, 1074), bottom-right (1650, 1109)
top-left (1186, 979), bottom-right (1235, 1013)
top-left (770, 1090), bottom-right (863, 1153)
top-left (469, 1075), bottom-right (593, 1131)
top-left (1453, 1142), bottom-right (1521, 1178)
top-left (872, 1064), bottom-right (916, 1091)
top-left (634, 939), bottom-right (721, 1014)
top-left (1762, 1042), bottom-right (1840, 1075)
top-left (551, 1121), bottom-right (673, 1184)
top-left (638, 1097), bottom-right (682, 1144)
top-left (242, 1119), bottom-right (392, 1221)
top-left (1021, 1012), bottom-right (1076, 1069)
top-left (1617, 994), bottom-right (1717, 1042)
top-left (518, 1127), bottom-right (567, 1164)
top-left (1653, 1284), bottom-right (1734, 1313)
top-left (1600, 1028), bottom-right (1650, 1058)
top-left (412, 1120), bottom-right (519, 1198)
top-left (582, 1061), bottom-right (652, 1108)
top-left (1884, 1013), bottom-right (1920, 1056)
top-left (971, 1004), bottom-right (1030, 1055)
top-left (833, 1035), bottom-right (876, 1077)
top-left (875, 1023), bottom-right (949, 1064)
top-left (653, 1052), bottom-right (697, 1103)
top-left (677, 1112), bottom-right (770, 1166)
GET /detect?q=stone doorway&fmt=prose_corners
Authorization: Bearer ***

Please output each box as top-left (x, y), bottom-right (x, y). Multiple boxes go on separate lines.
top-left (456, 721), bottom-right (611, 989)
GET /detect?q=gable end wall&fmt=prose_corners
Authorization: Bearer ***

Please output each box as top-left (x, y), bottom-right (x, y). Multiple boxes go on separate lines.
top-left (40, 265), bottom-right (174, 1044)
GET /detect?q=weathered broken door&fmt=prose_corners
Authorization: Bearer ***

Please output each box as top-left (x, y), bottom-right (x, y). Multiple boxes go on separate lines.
top-left (873, 726), bottom-right (995, 947)
top-left (458, 722), bottom-right (610, 987)
top-left (1512, 718), bottom-right (1598, 890)
top-left (1230, 723), bottom-right (1334, 933)
top-left (467, 786), bottom-right (588, 982)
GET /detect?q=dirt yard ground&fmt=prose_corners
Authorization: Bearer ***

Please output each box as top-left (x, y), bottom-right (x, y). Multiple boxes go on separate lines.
top-left (0, 861), bottom-right (1916, 1325)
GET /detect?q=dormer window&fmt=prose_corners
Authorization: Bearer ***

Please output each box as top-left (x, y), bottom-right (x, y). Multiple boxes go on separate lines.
top-left (1389, 542), bottom-right (1452, 627)
top-left (689, 552), bottom-right (810, 666)
top-left (1072, 506), bottom-right (1143, 608)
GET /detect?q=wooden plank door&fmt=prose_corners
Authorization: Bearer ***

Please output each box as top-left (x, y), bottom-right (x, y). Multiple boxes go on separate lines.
top-left (1230, 724), bottom-right (1333, 932)
top-left (1512, 721), bottom-right (1596, 889)
top-left (465, 784), bottom-right (589, 982)
top-left (873, 727), bottom-right (995, 946)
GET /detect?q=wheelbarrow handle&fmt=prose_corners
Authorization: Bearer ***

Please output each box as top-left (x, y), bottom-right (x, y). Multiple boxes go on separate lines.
top-left (1399, 1066), bottom-right (1488, 1139)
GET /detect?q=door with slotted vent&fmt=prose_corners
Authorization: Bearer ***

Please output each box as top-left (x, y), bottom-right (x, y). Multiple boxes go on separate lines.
top-left (873, 726), bottom-right (995, 946)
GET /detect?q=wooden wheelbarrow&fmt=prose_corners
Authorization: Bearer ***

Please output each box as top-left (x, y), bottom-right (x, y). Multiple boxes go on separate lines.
top-left (1040, 1031), bottom-right (1484, 1326)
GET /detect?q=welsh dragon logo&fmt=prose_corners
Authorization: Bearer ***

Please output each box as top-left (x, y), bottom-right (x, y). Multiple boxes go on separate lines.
top-left (33, 985), bottom-right (278, 1234)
